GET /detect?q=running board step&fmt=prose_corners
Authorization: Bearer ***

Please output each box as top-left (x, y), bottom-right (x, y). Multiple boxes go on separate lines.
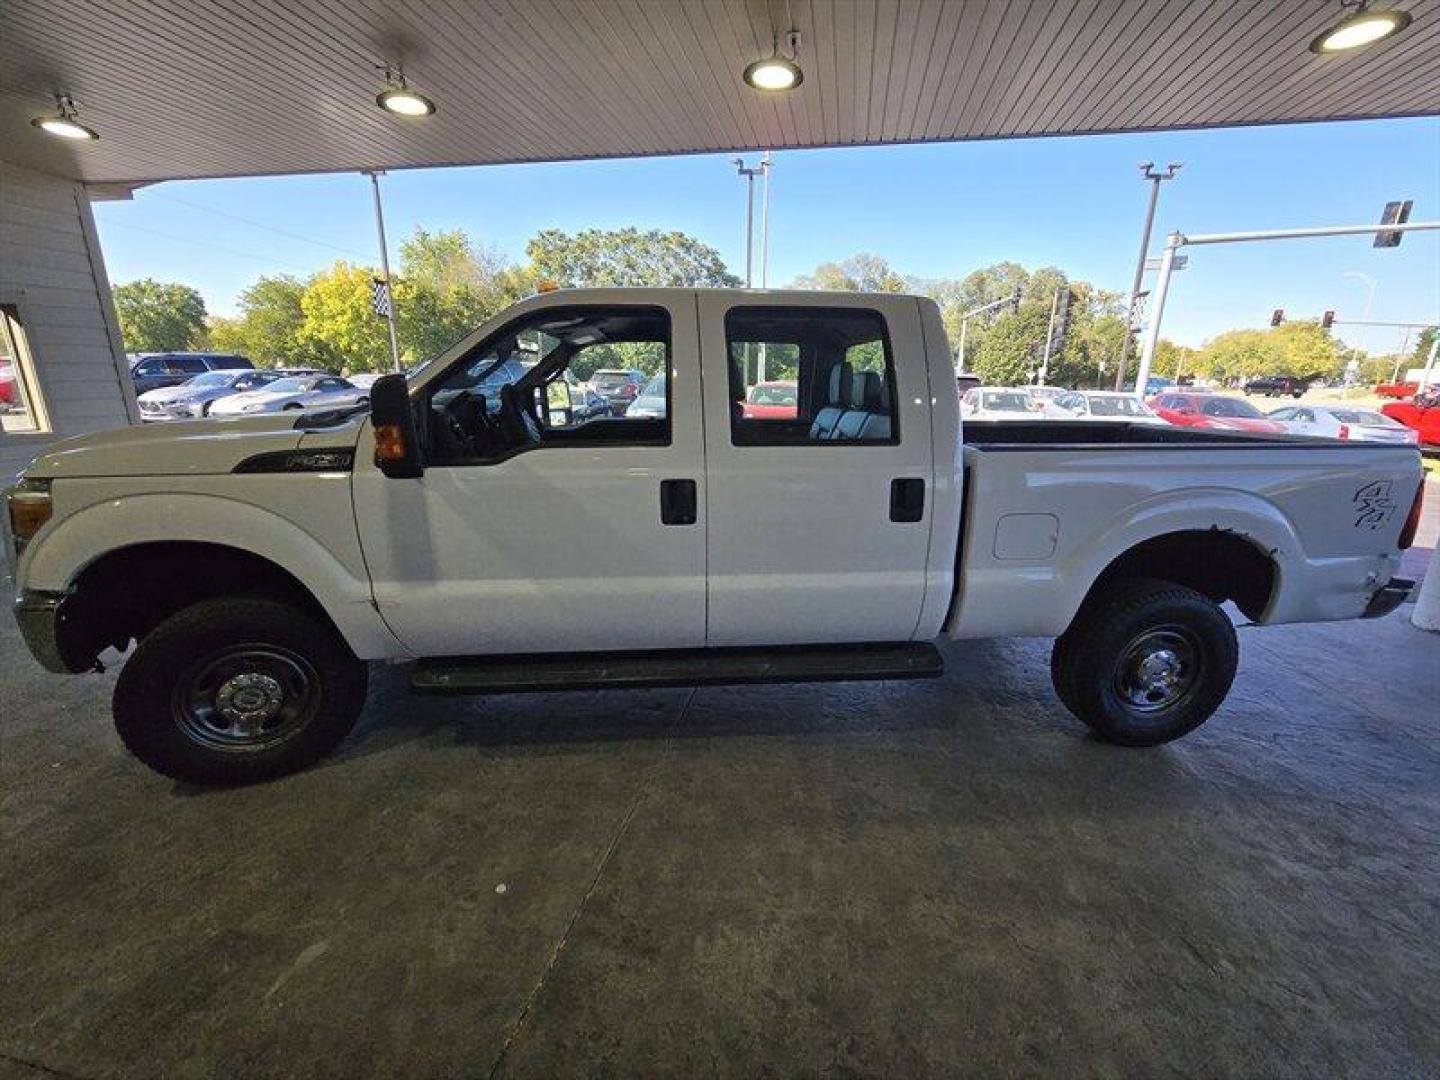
top-left (411, 643), bottom-right (944, 695)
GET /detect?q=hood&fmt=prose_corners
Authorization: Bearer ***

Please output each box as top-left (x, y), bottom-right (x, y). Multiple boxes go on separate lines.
top-left (139, 382), bottom-right (220, 405)
top-left (218, 388), bottom-right (291, 408)
top-left (22, 414), bottom-right (362, 479)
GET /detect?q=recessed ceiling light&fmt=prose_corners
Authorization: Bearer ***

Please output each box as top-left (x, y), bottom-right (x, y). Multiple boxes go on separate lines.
top-left (30, 94), bottom-right (98, 141)
top-left (1310, 3), bottom-right (1413, 53)
top-left (743, 30), bottom-right (804, 92)
top-left (375, 65), bottom-right (436, 117)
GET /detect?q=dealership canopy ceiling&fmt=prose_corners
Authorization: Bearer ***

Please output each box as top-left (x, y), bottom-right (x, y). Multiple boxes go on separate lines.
top-left (3, 0), bottom-right (1437, 190)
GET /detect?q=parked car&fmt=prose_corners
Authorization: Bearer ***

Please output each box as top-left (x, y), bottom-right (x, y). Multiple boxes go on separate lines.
top-left (960, 387), bottom-right (1034, 419)
top-left (1025, 386), bottom-right (1065, 410)
top-left (955, 372), bottom-right (981, 398)
top-left (346, 373), bottom-right (384, 392)
top-left (1267, 405), bottom-right (1418, 444)
top-left (130, 352), bottom-right (252, 396)
top-left (741, 380), bottom-right (799, 419)
top-left (1144, 376), bottom-right (1174, 397)
top-left (0, 358), bottom-right (16, 409)
top-left (625, 372), bottom-right (668, 419)
top-left (1043, 391), bottom-right (1168, 424)
top-left (1148, 392), bottom-right (1288, 433)
top-left (209, 374), bottom-right (367, 416)
top-left (136, 369), bottom-right (286, 422)
top-left (8, 288), bottom-right (1423, 785)
top-left (1381, 397), bottom-right (1440, 448)
top-left (1243, 374), bottom-right (1308, 398)
top-left (590, 368), bottom-right (646, 414)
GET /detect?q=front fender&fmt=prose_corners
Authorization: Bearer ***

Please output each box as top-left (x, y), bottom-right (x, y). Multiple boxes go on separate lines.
top-left (22, 491), bottom-right (405, 660)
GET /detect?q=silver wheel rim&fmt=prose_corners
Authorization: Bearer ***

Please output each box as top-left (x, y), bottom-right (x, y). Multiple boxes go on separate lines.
top-left (173, 646), bottom-right (318, 752)
top-left (1113, 626), bottom-right (1203, 714)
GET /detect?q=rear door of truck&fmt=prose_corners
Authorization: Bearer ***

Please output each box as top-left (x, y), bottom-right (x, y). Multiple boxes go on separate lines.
top-left (695, 294), bottom-right (936, 645)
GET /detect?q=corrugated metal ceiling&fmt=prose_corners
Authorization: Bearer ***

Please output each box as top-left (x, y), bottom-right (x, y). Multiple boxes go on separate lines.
top-left (1, 0), bottom-right (1436, 188)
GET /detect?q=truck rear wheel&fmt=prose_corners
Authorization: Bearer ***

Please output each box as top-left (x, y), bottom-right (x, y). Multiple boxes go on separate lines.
top-left (113, 596), bottom-right (368, 784)
top-left (1051, 578), bottom-right (1237, 746)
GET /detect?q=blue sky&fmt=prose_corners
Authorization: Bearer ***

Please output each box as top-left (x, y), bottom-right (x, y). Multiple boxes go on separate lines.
top-left (93, 116), bottom-right (1439, 353)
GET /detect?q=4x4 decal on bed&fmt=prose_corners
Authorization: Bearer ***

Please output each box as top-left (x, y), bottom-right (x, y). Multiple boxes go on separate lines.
top-left (1353, 480), bottom-right (1398, 531)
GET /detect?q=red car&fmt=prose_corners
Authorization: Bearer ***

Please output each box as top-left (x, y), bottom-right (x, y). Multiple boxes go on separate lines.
top-left (1148, 391), bottom-right (1288, 434)
top-left (0, 359), bottom-right (17, 408)
top-left (1381, 397), bottom-right (1440, 447)
top-left (741, 380), bottom-right (799, 420)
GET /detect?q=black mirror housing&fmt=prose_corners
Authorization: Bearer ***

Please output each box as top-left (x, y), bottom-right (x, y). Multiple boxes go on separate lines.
top-left (370, 373), bottom-right (425, 478)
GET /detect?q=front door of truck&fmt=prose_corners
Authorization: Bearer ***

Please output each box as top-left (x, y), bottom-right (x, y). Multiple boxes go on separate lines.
top-left (352, 296), bottom-right (705, 657)
top-left (696, 295), bottom-right (935, 645)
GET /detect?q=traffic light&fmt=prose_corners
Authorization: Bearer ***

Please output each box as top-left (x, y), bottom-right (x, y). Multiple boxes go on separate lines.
top-left (1050, 287), bottom-right (1075, 353)
top-left (1270, 308), bottom-right (1284, 327)
top-left (1321, 310), bottom-right (1335, 330)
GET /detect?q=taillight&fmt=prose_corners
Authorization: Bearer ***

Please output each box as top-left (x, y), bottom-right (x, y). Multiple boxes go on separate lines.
top-left (1337, 423), bottom-right (1350, 440)
top-left (1399, 480), bottom-right (1426, 550)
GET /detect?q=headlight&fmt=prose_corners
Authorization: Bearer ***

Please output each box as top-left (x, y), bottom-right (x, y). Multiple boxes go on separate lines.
top-left (6, 478), bottom-right (53, 556)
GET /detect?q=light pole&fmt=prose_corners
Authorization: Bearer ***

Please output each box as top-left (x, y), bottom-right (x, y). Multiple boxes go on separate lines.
top-left (734, 157), bottom-right (765, 287)
top-left (362, 169), bottom-right (403, 373)
top-left (1118, 162), bottom-right (1182, 390)
top-left (1341, 270), bottom-right (1377, 352)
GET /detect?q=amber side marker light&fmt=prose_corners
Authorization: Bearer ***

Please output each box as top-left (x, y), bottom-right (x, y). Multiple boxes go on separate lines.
top-left (6, 479), bottom-right (54, 553)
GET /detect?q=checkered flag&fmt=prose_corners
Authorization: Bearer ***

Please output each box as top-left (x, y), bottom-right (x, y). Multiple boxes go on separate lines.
top-left (370, 277), bottom-right (392, 319)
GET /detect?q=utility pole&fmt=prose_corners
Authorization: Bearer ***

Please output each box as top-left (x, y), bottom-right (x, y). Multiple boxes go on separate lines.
top-left (759, 151), bottom-right (773, 288)
top-left (362, 169), bottom-right (402, 373)
top-left (1118, 162), bottom-right (1182, 390)
top-left (734, 157), bottom-right (764, 287)
top-left (1039, 287), bottom-right (1060, 383)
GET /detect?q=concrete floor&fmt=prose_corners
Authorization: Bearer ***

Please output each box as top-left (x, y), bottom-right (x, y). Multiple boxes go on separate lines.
top-left (3, 559), bottom-right (1439, 1076)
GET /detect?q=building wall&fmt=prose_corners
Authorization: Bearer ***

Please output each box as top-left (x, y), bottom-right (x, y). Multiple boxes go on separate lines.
top-left (0, 160), bottom-right (137, 482)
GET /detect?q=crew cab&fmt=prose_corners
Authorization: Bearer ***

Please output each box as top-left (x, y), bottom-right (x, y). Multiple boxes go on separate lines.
top-left (7, 289), bottom-right (1425, 785)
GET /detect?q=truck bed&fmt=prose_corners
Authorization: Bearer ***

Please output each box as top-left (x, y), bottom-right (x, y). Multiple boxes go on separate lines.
top-left (964, 420), bottom-right (1342, 448)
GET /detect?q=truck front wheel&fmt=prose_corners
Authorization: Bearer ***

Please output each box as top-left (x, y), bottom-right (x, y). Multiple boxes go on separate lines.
top-left (1050, 578), bottom-right (1237, 746)
top-left (113, 596), bottom-right (368, 784)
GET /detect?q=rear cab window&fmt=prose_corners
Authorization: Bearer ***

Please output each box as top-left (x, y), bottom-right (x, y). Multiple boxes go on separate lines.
top-left (725, 306), bottom-right (898, 446)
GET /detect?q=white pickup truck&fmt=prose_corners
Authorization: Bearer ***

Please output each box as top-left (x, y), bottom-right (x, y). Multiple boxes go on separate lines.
top-left (6, 289), bottom-right (1425, 784)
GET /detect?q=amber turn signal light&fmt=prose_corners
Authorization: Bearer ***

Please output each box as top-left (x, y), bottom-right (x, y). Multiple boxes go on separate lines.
top-left (374, 424), bottom-right (408, 464)
top-left (6, 479), bottom-right (53, 553)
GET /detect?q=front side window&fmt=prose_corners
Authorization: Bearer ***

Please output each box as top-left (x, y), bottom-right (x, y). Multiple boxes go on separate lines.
top-left (175, 356), bottom-right (209, 374)
top-left (427, 306), bottom-right (670, 463)
top-left (0, 304), bottom-right (50, 434)
top-left (726, 306), bottom-right (897, 445)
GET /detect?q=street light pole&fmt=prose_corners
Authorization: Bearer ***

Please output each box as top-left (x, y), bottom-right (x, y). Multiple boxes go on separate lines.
top-left (363, 169), bottom-right (402, 373)
top-left (734, 158), bottom-right (763, 288)
top-left (1118, 162), bottom-right (1182, 390)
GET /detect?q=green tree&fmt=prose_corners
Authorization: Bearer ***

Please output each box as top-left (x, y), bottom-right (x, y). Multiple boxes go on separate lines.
top-left (1412, 326), bottom-right (1437, 365)
top-left (792, 253), bottom-right (907, 293)
top-left (113, 279), bottom-right (207, 352)
top-left (297, 262), bottom-right (390, 372)
top-left (1194, 329), bottom-right (1285, 383)
top-left (206, 274), bottom-right (317, 366)
top-left (525, 227), bottom-right (740, 288)
top-left (1271, 321), bottom-right (1340, 379)
top-left (973, 306), bottom-right (1051, 386)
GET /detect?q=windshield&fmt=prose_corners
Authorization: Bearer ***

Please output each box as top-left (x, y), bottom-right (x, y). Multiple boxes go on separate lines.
top-left (185, 372), bottom-right (235, 388)
top-left (749, 383), bottom-right (797, 405)
top-left (1201, 397), bottom-right (1263, 418)
top-left (1087, 395), bottom-right (1149, 417)
top-left (639, 373), bottom-right (666, 398)
top-left (262, 377), bottom-right (314, 394)
top-left (983, 392), bottom-right (1031, 412)
top-left (1330, 409), bottom-right (1395, 426)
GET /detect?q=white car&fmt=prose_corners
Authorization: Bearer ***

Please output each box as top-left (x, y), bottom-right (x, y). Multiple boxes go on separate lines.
top-left (960, 387), bottom-right (1034, 419)
top-left (1268, 404), bottom-right (1419, 444)
top-left (136, 369), bottom-right (284, 422)
top-left (8, 287), bottom-right (1423, 785)
top-left (1044, 391), bottom-right (1168, 425)
top-left (209, 375), bottom-right (367, 416)
top-left (345, 373), bottom-right (385, 391)
top-left (1026, 386), bottom-right (1065, 410)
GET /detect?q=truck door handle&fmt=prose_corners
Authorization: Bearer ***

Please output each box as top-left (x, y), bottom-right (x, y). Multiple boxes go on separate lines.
top-left (660, 479), bottom-right (697, 526)
top-left (890, 478), bottom-right (925, 523)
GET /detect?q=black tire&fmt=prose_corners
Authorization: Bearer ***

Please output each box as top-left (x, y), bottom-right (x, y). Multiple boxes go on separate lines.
top-left (114, 596), bottom-right (368, 784)
top-left (1050, 577), bottom-right (1237, 747)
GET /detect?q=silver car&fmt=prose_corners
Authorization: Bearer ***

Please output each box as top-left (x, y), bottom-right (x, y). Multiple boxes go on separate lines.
top-left (1268, 404), bottom-right (1419, 444)
top-left (136, 369), bottom-right (283, 422)
top-left (209, 375), bottom-right (368, 417)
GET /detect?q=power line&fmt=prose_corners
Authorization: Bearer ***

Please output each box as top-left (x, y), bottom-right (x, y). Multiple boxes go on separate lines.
top-left (149, 192), bottom-right (372, 259)
top-left (98, 219), bottom-right (296, 266)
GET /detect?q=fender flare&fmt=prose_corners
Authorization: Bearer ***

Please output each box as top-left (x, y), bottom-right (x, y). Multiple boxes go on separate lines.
top-left (1053, 487), bottom-right (1299, 629)
top-left (24, 492), bottom-right (403, 659)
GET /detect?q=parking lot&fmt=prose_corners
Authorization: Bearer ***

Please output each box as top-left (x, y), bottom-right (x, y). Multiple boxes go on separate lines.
top-left (3, 497), bottom-right (1436, 1078)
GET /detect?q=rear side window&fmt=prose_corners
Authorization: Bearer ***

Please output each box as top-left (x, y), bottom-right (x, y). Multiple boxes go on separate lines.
top-left (726, 306), bottom-right (898, 446)
top-left (175, 356), bottom-right (209, 374)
